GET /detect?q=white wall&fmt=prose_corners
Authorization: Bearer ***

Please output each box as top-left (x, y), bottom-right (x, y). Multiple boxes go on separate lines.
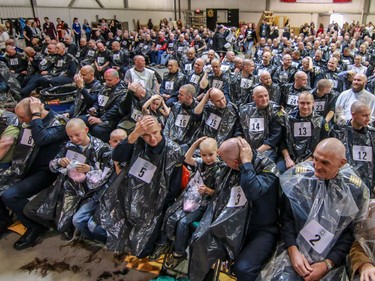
top-left (270, 0), bottom-right (365, 13)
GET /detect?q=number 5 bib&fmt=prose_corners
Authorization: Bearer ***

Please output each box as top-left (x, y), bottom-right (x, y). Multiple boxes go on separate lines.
top-left (129, 157), bottom-right (157, 183)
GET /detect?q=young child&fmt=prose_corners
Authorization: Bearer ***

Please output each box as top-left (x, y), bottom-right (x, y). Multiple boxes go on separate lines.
top-left (162, 136), bottom-right (224, 268)
top-left (142, 94), bottom-right (170, 127)
top-left (24, 118), bottom-right (111, 239)
top-left (72, 128), bottom-right (127, 242)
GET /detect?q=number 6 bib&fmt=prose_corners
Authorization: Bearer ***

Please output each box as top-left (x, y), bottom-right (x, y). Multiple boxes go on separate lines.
top-left (129, 157), bottom-right (157, 183)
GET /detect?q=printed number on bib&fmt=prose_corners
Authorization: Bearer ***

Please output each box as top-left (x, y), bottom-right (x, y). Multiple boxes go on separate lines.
top-left (221, 65), bottom-right (230, 72)
top-left (249, 118), bottom-right (265, 132)
top-left (314, 101), bottom-right (326, 112)
top-left (184, 64), bottom-right (192, 71)
top-left (165, 81), bottom-right (174, 90)
top-left (175, 114), bottom-right (190, 128)
top-left (113, 54), bottom-right (120, 60)
top-left (227, 186), bottom-right (247, 207)
top-left (206, 113), bottom-right (221, 130)
top-left (188, 171), bottom-right (204, 189)
top-left (20, 129), bottom-right (34, 146)
top-left (240, 78), bottom-right (252, 89)
top-left (300, 219), bottom-right (334, 254)
top-left (98, 95), bottom-right (109, 107)
top-left (190, 74), bottom-right (199, 84)
top-left (97, 57), bottom-right (105, 64)
top-left (287, 95), bottom-right (298, 106)
top-left (293, 122), bottom-right (312, 137)
top-left (57, 60), bottom-right (63, 67)
top-left (212, 79), bottom-right (223, 89)
top-left (66, 150), bottom-right (87, 164)
top-left (353, 145), bottom-right (373, 162)
top-left (128, 157), bottom-right (157, 183)
top-left (131, 109), bottom-right (143, 121)
top-left (10, 58), bottom-right (18, 66)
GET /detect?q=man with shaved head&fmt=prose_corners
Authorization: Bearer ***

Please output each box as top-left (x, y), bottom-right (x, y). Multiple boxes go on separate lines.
top-left (0, 97), bottom-right (67, 249)
top-left (193, 88), bottom-right (240, 145)
top-left (189, 137), bottom-right (279, 281)
top-left (259, 70), bottom-right (281, 104)
top-left (335, 73), bottom-right (375, 122)
top-left (261, 138), bottom-right (368, 280)
top-left (65, 65), bottom-right (102, 118)
top-left (110, 40), bottom-right (131, 77)
top-left (79, 68), bottom-right (126, 142)
top-left (160, 59), bottom-right (185, 106)
top-left (331, 101), bottom-right (375, 194)
top-left (230, 59), bottom-right (258, 106)
top-left (238, 85), bottom-right (284, 161)
top-left (281, 70), bottom-right (310, 113)
top-left (99, 115), bottom-right (184, 257)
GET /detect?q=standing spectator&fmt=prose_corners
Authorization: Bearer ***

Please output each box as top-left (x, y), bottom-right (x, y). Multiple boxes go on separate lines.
top-left (5, 20), bottom-right (17, 40)
top-left (147, 19), bottom-right (154, 30)
top-left (56, 18), bottom-right (64, 41)
top-left (317, 23), bottom-right (324, 36)
top-left (244, 23), bottom-right (257, 56)
top-left (259, 19), bottom-right (271, 39)
top-left (0, 24), bottom-right (10, 52)
top-left (30, 21), bottom-right (42, 40)
top-left (23, 19), bottom-right (33, 47)
top-left (72, 17), bottom-right (81, 45)
top-left (82, 19), bottom-right (91, 41)
top-left (42, 17), bottom-right (57, 40)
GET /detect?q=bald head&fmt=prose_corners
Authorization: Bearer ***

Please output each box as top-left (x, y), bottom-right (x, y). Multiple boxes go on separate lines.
top-left (219, 138), bottom-right (240, 163)
top-left (199, 137), bottom-right (218, 151)
top-left (66, 118), bottom-right (87, 129)
top-left (316, 138), bottom-right (346, 161)
top-left (351, 101), bottom-right (370, 114)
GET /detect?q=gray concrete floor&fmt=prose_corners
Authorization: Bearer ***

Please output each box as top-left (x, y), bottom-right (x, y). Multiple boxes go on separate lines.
top-left (0, 231), bottom-right (157, 281)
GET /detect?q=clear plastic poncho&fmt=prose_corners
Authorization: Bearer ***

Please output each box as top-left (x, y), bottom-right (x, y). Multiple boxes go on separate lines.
top-left (257, 161), bottom-right (369, 281)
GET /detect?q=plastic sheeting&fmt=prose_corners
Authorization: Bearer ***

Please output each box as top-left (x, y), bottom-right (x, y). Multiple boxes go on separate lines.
top-left (0, 112), bottom-right (65, 193)
top-left (99, 137), bottom-right (183, 258)
top-left (36, 136), bottom-right (111, 232)
top-left (258, 161), bottom-right (369, 280)
top-left (0, 61), bottom-right (22, 101)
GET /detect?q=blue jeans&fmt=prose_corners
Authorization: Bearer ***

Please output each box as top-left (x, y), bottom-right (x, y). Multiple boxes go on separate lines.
top-left (156, 50), bottom-right (165, 64)
top-left (244, 40), bottom-right (254, 56)
top-left (232, 229), bottom-right (278, 281)
top-left (174, 207), bottom-right (205, 255)
top-left (72, 199), bottom-right (107, 243)
top-left (1, 170), bottom-right (57, 229)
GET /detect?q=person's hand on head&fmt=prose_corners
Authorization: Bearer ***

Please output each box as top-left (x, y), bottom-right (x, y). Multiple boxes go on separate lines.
top-left (237, 137), bottom-right (253, 164)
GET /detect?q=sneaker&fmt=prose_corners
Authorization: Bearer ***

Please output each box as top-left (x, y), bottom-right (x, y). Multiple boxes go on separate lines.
top-left (164, 252), bottom-right (186, 269)
top-left (148, 244), bottom-right (170, 261)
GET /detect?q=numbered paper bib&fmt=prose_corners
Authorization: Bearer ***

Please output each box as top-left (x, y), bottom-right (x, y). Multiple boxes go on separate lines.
top-left (227, 186), bottom-right (247, 207)
top-left (287, 94), bottom-right (298, 106)
top-left (249, 118), bottom-right (265, 132)
top-left (175, 114), bottom-right (190, 128)
top-left (40, 58), bottom-right (47, 65)
top-left (353, 145), bottom-right (373, 162)
top-left (131, 109), bottom-right (143, 121)
top-left (190, 74), bottom-right (199, 84)
top-left (329, 79), bottom-right (338, 89)
top-left (20, 129), bottom-right (34, 146)
top-left (178, 46), bottom-right (184, 52)
top-left (292, 61), bottom-right (299, 68)
top-left (240, 78), bottom-right (253, 89)
top-left (57, 60), bottom-right (63, 67)
top-left (128, 157), bottom-right (157, 183)
top-left (342, 59), bottom-right (350, 65)
top-left (206, 113), bottom-right (222, 130)
top-left (293, 122), bottom-right (312, 137)
top-left (66, 150), bottom-right (86, 164)
top-left (221, 65), bottom-right (230, 72)
top-left (184, 64), bottom-right (192, 71)
top-left (98, 94), bottom-right (109, 107)
top-left (156, 44), bottom-right (161, 49)
top-left (188, 171), bottom-right (204, 189)
top-left (113, 54), bottom-right (120, 60)
top-left (300, 219), bottom-right (334, 254)
top-left (168, 43), bottom-right (174, 48)
top-left (314, 101), bottom-right (326, 112)
top-left (97, 57), bottom-right (105, 64)
top-left (212, 79), bottom-right (223, 89)
top-left (10, 58), bottom-right (18, 66)
top-left (88, 50), bottom-right (95, 56)
top-left (165, 81), bottom-right (174, 90)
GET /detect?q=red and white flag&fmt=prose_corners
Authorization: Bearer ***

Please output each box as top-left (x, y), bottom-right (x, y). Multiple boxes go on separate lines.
top-left (281, 0), bottom-right (351, 3)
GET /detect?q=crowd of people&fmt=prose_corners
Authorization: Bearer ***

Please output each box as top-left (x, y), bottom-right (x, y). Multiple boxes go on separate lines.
top-left (1, 14), bottom-right (375, 281)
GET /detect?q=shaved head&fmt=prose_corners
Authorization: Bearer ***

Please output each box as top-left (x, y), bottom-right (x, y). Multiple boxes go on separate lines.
top-left (66, 118), bottom-right (87, 130)
top-left (219, 138), bottom-right (240, 165)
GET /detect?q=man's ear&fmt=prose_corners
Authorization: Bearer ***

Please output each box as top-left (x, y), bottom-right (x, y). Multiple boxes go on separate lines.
top-left (339, 158), bottom-right (347, 168)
